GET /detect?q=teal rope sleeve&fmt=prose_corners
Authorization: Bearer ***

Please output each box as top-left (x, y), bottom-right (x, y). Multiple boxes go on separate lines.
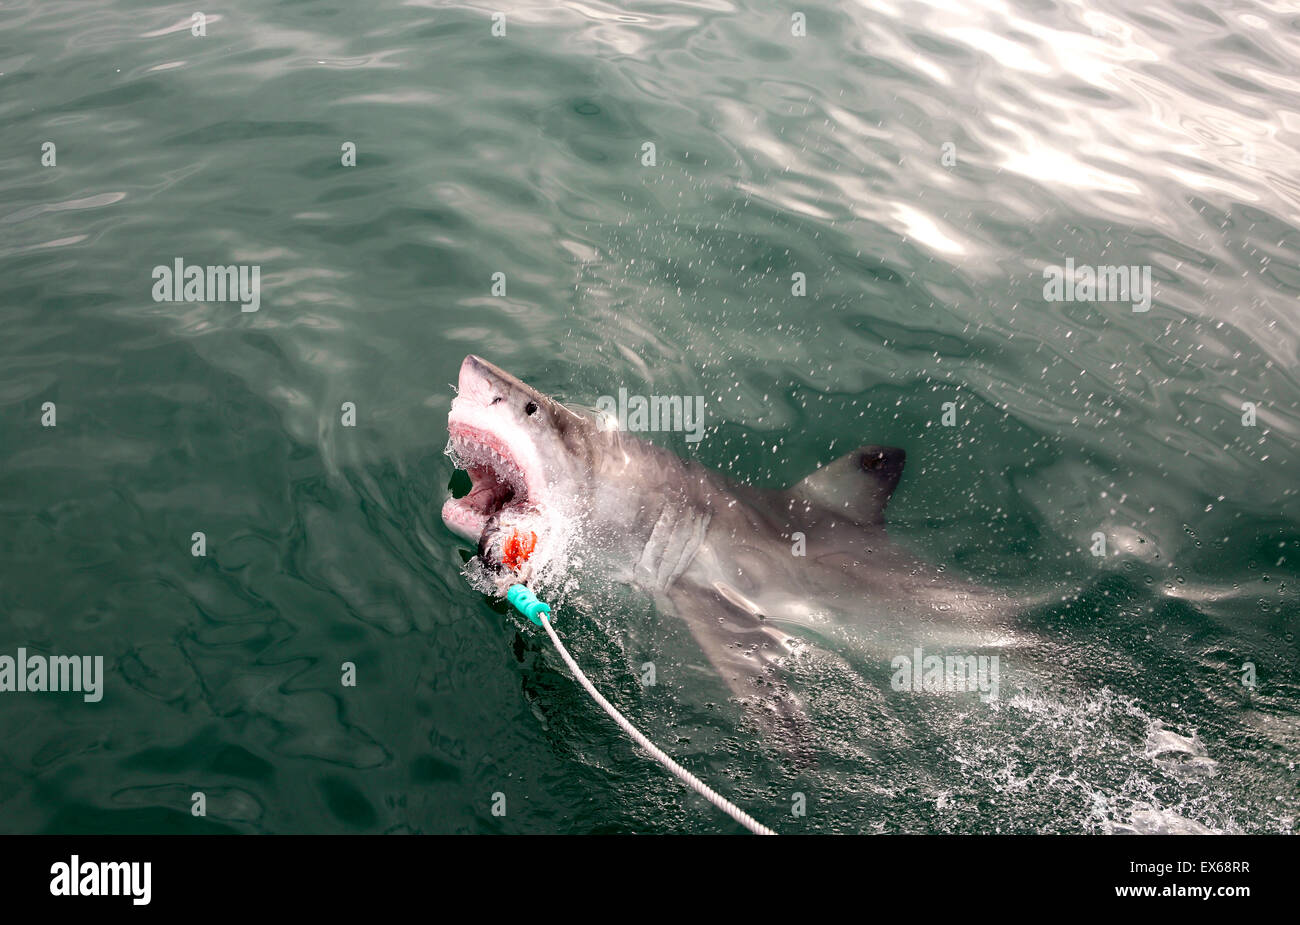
top-left (506, 583), bottom-right (551, 625)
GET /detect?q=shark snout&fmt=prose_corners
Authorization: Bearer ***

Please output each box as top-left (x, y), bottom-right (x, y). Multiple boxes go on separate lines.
top-left (457, 355), bottom-right (495, 403)
top-left (458, 354), bottom-right (546, 407)
top-left (460, 354), bottom-right (494, 379)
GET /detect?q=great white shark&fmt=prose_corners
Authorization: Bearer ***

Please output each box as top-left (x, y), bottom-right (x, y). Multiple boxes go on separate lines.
top-left (443, 355), bottom-right (1029, 742)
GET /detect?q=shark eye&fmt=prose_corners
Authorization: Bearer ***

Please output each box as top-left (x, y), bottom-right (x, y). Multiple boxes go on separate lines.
top-left (524, 401), bottom-right (538, 416)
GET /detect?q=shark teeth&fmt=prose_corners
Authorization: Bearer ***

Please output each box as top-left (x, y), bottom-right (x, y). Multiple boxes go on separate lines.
top-left (450, 443), bottom-right (525, 494)
top-left (445, 430), bottom-right (531, 520)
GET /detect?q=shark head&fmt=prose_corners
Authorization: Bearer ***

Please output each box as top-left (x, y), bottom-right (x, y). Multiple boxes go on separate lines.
top-left (442, 355), bottom-right (598, 548)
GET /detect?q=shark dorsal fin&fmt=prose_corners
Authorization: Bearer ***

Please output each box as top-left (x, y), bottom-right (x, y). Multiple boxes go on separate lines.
top-left (786, 445), bottom-right (905, 526)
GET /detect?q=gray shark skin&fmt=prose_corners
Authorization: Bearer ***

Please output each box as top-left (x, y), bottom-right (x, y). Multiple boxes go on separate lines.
top-left (443, 355), bottom-right (1025, 745)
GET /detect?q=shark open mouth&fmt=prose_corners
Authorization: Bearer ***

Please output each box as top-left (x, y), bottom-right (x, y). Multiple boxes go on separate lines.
top-left (443, 424), bottom-right (535, 539)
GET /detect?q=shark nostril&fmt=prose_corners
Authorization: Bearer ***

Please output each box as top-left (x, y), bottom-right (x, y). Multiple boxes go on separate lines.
top-left (491, 397), bottom-right (503, 405)
top-left (862, 453), bottom-right (883, 470)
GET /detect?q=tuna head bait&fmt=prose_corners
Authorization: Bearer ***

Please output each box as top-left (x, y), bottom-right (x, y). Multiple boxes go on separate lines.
top-left (476, 507), bottom-right (545, 592)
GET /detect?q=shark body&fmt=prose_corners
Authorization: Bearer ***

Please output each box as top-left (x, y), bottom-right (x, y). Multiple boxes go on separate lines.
top-left (443, 355), bottom-right (1024, 739)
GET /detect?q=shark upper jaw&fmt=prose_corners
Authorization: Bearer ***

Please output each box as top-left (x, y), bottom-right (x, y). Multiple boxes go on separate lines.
top-left (441, 356), bottom-right (552, 543)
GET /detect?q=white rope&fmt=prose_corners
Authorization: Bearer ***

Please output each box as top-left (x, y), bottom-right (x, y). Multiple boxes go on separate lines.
top-left (538, 614), bottom-right (776, 835)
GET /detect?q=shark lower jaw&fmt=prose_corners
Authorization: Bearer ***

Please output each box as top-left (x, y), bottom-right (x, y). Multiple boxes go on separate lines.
top-left (442, 422), bottom-right (546, 542)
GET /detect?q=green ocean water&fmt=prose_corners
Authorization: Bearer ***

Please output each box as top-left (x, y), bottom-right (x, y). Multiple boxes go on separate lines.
top-left (1, 0), bottom-right (1297, 834)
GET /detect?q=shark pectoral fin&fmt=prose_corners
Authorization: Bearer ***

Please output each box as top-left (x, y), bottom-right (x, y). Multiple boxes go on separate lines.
top-left (785, 444), bottom-right (905, 526)
top-left (664, 582), bottom-right (813, 761)
top-left (668, 584), bottom-right (788, 699)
